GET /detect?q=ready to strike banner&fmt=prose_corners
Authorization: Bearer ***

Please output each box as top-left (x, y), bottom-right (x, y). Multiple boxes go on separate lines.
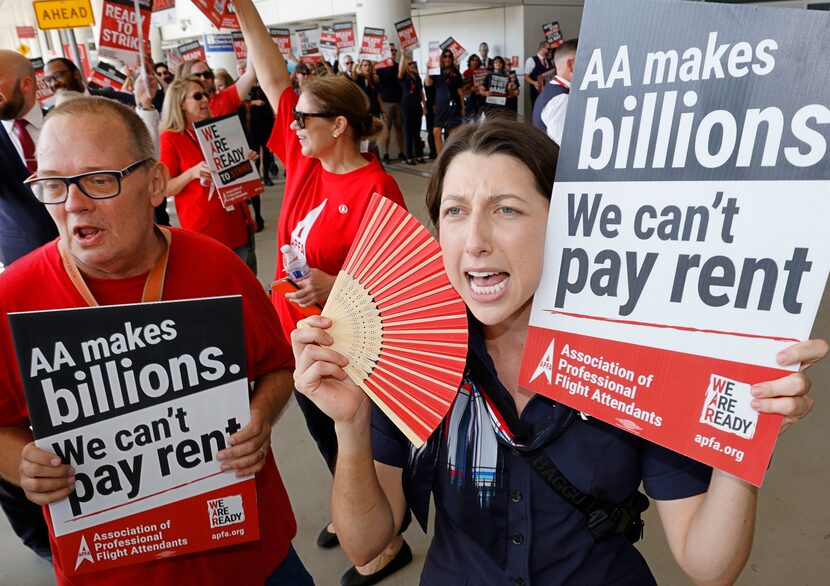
top-left (90, 61), bottom-right (127, 89)
top-left (319, 27), bottom-right (337, 63)
top-left (395, 18), bottom-right (419, 52)
top-left (194, 113), bottom-right (264, 208)
top-left (427, 41), bottom-right (441, 75)
top-left (269, 27), bottom-right (292, 58)
top-left (543, 21), bottom-right (563, 47)
top-left (8, 297), bottom-right (259, 575)
top-left (359, 27), bottom-right (385, 62)
top-left (31, 57), bottom-right (54, 103)
top-left (98, 0), bottom-right (151, 67)
top-left (518, 0), bottom-right (830, 486)
top-left (232, 31), bottom-right (247, 65)
top-left (333, 21), bottom-right (355, 50)
top-left (190, 0), bottom-right (238, 31)
top-left (177, 40), bottom-right (205, 63)
top-left (297, 27), bottom-right (322, 64)
top-left (439, 36), bottom-right (466, 64)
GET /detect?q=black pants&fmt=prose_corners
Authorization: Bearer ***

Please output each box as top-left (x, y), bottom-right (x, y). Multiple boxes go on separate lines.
top-left (402, 104), bottom-right (423, 160)
top-left (293, 390), bottom-right (337, 474)
top-left (0, 479), bottom-right (51, 561)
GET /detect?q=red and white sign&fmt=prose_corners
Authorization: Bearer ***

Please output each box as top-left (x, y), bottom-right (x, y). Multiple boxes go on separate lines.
top-left (164, 48), bottom-right (182, 71)
top-left (177, 40), bottom-right (206, 63)
top-left (190, 0), bottom-right (238, 31)
top-left (319, 26), bottom-right (337, 63)
top-left (333, 21), bottom-right (355, 50)
top-left (296, 27), bottom-right (322, 64)
top-left (63, 42), bottom-right (91, 79)
top-left (194, 113), bottom-right (264, 208)
top-left (231, 31), bottom-right (247, 65)
top-left (150, 0), bottom-right (175, 27)
top-left (9, 298), bottom-right (260, 576)
top-left (359, 27), bottom-right (385, 62)
top-left (519, 0), bottom-right (830, 487)
top-left (98, 0), bottom-right (151, 67)
top-left (269, 27), bottom-right (292, 59)
top-left (543, 21), bottom-right (563, 47)
top-left (89, 61), bottom-right (128, 89)
top-left (17, 25), bottom-right (36, 39)
top-left (439, 36), bottom-right (465, 63)
top-left (30, 57), bottom-right (54, 103)
top-left (395, 18), bottom-right (419, 52)
top-left (375, 36), bottom-right (395, 70)
top-left (427, 41), bottom-right (441, 75)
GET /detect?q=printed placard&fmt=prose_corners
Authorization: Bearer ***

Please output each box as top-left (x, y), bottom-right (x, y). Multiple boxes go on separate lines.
top-left (296, 27), bottom-right (322, 64)
top-left (359, 27), bottom-right (385, 62)
top-left (439, 36), bottom-right (466, 63)
top-left (485, 71), bottom-right (508, 105)
top-left (190, 0), bottom-right (238, 31)
top-left (150, 0), bottom-right (175, 27)
top-left (98, 0), bottom-right (151, 67)
top-left (269, 27), bottom-right (292, 59)
top-left (518, 0), bottom-right (830, 487)
top-left (89, 61), bottom-right (128, 89)
top-left (427, 41), bottom-right (441, 75)
top-left (8, 297), bottom-right (260, 575)
top-left (231, 31), bottom-right (247, 65)
top-left (193, 113), bottom-right (264, 208)
top-left (543, 21), bottom-right (563, 47)
top-left (177, 40), bottom-right (206, 63)
top-left (395, 18), bottom-right (419, 52)
top-left (319, 27), bottom-right (337, 63)
top-left (333, 21), bottom-right (356, 50)
top-left (30, 57), bottom-right (54, 103)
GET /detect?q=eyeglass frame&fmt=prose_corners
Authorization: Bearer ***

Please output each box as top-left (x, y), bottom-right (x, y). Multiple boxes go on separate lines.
top-left (291, 108), bottom-right (341, 129)
top-left (191, 69), bottom-right (215, 80)
top-left (23, 158), bottom-right (154, 204)
top-left (42, 69), bottom-right (73, 84)
top-left (184, 91), bottom-right (209, 102)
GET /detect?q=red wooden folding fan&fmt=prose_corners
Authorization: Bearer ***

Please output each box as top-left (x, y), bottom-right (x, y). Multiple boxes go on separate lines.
top-left (323, 193), bottom-right (469, 447)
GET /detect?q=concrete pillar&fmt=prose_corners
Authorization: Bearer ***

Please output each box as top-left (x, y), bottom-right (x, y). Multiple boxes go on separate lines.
top-left (354, 0), bottom-right (410, 51)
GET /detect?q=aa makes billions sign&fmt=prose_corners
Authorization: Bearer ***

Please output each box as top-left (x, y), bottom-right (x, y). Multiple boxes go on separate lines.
top-left (9, 297), bottom-right (260, 575)
top-left (519, 0), bottom-right (830, 486)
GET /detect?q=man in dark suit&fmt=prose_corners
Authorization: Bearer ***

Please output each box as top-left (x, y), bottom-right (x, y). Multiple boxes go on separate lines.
top-left (44, 57), bottom-right (137, 107)
top-left (0, 50), bottom-right (59, 268)
top-left (0, 49), bottom-right (54, 560)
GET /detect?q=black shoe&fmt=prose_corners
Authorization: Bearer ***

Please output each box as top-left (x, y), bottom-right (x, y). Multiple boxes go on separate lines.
top-left (316, 524), bottom-right (339, 549)
top-left (263, 176), bottom-right (274, 186)
top-left (340, 540), bottom-right (412, 586)
top-left (382, 154), bottom-right (390, 163)
top-left (255, 218), bottom-right (265, 233)
top-left (416, 158), bottom-right (426, 164)
top-left (269, 162), bottom-right (279, 176)
top-left (396, 153), bottom-right (405, 161)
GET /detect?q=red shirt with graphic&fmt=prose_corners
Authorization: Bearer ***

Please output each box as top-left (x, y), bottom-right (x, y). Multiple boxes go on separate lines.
top-left (267, 89), bottom-right (405, 342)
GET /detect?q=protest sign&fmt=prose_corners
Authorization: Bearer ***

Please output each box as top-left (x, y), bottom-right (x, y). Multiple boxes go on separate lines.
top-left (150, 0), bottom-right (175, 27)
top-left (333, 21), bottom-right (355, 50)
top-left (98, 0), bottom-right (151, 67)
top-left (543, 21), bottom-right (563, 47)
top-left (194, 113), bottom-right (264, 208)
top-left (395, 18), bottom-right (419, 52)
top-left (296, 28), bottom-right (322, 64)
top-left (484, 71), bottom-right (508, 105)
top-left (439, 36), bottom-right (466, 63)
top-left (375, 37), bottom-right (395, 70)
top-left (164, 47), bottom-right (182, 71)
top-left (269, 27), bottom-right (292, 59)
top-left (426, 41), bottom-right (441, 75)
top-left (9, 297), bottom-right (260, 575)
top-left (231, 31), bottom-right (247, 65)
top-left (319, 26), bottom-right (337, 63)
top-left (518, 0), bottom-right (830, 487)
top-left (190, 0), bottom-right (238, 31)
top-left (359, 27), bottom-right (385, 62)
top-left (30, 57), bottom-right (54, 103)
top-left (177, 40), bottom-right (206, 62)
top-left (89, 61), bottom-right (128, 90)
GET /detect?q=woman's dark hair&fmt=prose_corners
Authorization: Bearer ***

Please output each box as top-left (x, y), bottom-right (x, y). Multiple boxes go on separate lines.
top-left (425, 118), bottom-right (559, 227)
top-left (493, 55), bottom-right (506, 69)
top-left (303, 76), bottom-right (384, 139)
top-left (467, 54), bottom-right (481, 69)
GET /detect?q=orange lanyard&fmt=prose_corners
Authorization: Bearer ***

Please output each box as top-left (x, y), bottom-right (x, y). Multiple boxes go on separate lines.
top-left (58, 227), bottom-right (172, 307)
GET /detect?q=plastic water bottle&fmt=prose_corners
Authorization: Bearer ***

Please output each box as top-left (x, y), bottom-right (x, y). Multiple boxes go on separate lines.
top-left (281, 245), bottom-right (310, 280)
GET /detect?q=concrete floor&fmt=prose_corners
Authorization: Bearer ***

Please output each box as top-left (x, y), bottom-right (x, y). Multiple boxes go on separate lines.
top-left (2, 160), bottom-right (829, 585)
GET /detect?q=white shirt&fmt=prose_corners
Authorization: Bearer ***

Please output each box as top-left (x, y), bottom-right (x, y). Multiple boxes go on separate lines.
top-left (1, 105), bottom-right (44, 166)
top-left (540, 76), bottom-right (571, 145)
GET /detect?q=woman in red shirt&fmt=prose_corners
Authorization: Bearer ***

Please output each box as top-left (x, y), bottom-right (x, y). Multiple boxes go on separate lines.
top-left (234, 2), bottom-right (412, 584)
top-left (159, 77), bottom-right (257, 274)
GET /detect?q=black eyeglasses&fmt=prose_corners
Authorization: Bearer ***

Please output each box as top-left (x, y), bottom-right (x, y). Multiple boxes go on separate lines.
top-left (292, 108), bottom-right (340, 129)
top-left (43, 69), bottom-right (71, 83)
top-left (24, 159), bottom-right (153, 204)
top-left (441, 54), bottom-right (453, 59)
top-left (187, 91), bottom-right (208, 102)
top-left (192, 70), bottom-right (214, 80)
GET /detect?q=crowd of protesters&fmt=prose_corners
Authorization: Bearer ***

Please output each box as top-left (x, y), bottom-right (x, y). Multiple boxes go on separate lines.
top-left (0, 3), bottom-right (827, 585)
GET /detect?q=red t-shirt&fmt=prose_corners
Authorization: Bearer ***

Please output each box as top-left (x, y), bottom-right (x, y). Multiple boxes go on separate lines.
top-left (160, 130), bottom-right (251, 250)
top-left (267, 89), bottom-right (406, 341)
top-left (210, 85), bottom-right (243, 117)
top-left (0, 229), bottom-right (297, 585)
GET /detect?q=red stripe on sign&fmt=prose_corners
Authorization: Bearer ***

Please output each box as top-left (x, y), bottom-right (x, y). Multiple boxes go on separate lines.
top-left (543, 309), bottom-right (799, 343)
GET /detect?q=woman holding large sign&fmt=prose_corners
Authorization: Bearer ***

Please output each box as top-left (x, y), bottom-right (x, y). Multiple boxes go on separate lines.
top-left (291, 118), bottom-right (828, 584)
top-left (159, 78), bottom-right (257, 273)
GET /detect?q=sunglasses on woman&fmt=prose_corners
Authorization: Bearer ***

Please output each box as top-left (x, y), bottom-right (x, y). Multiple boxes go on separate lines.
top-left (192, 70), bottom-right (214, 80)
top-left (292, 108), bottom-right (341, 129)
top-left (188, 92), bottom-right (208, 101)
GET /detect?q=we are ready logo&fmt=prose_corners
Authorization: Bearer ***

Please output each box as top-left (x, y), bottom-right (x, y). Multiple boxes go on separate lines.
top-left (530, 339), bottom-right (555, 384)
top-left (75, 535), bottom-right (94, 570)
top-left (700, 374), bottom-right (758, 439)
top-left (208, 494), bottom-right (246, 529)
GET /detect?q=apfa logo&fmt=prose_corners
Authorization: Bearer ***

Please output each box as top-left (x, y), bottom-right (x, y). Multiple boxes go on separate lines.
top-left (75, 535), bottom-right (94, 570)
top-left (529, 339), bottom-right (555, 384)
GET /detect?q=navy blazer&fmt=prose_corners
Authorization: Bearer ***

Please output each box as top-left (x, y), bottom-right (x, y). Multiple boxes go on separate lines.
top-left (0, 111), bottom-right (58, 266)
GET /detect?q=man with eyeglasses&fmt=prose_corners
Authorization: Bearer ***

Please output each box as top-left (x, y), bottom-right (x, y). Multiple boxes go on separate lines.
top-left (44, 57), bottom-right (136, 108)
top-left (0, 96), bottom-right (312, 584)
top-left (177, 59), bottom-right (257, 118)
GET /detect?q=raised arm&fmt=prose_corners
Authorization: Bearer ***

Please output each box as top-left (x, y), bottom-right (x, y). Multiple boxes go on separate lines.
top-left (233, 0), bottom-right (291, 108)
top-left (398, 52), bottom-right (408, 79)
top-left (233, 60), bottom-right (258, 101)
